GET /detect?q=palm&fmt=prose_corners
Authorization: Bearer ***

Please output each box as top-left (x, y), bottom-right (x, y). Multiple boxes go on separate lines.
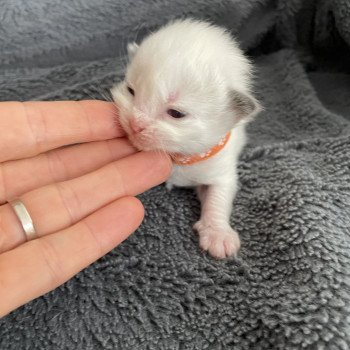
top-left (0, 100), bottom-right (171, 317)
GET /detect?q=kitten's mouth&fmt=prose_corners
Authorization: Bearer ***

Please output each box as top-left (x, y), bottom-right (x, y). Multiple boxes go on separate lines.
top-left (119, 122), bottom-right (154, 151)
top-left (121, 121), bottom-right (171, 153)
top-left (127, 132), bottom-right (160, 152)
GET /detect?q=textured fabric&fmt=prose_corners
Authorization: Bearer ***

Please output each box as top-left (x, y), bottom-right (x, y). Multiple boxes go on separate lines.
top-left (1, 0), bottom-right (350, 349)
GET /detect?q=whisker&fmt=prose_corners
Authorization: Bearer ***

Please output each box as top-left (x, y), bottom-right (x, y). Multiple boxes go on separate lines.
top-left (158, 138), bottom-right (168, 158)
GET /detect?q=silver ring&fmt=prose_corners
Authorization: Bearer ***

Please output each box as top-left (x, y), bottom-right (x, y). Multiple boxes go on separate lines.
top-left (9, 199), bottom-right (37, 241)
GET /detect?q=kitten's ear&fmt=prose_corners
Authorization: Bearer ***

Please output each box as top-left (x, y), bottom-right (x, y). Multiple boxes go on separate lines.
top-left (230, 90), bottom-right (262, 123)
top-left (127, 42), bottom-right (139, 60)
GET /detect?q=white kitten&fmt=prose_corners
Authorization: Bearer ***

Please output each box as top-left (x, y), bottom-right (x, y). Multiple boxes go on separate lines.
top-left (111, 19), bottom-right (261, 259)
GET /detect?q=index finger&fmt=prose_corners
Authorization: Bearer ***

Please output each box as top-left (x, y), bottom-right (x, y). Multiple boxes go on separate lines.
top-left (0, 100), bottom-right (122, 162)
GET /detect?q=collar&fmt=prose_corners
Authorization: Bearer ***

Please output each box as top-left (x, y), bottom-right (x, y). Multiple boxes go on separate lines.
top-left (171, 132), bottom-right (231, 166)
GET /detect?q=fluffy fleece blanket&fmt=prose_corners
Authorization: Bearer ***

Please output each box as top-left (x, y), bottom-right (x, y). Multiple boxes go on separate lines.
top-left (1, 0), bottom-right (350, 349)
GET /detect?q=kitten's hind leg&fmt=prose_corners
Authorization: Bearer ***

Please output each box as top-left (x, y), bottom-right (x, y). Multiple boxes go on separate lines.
top-left (194, 180), bottom-right (240, 259)
top-left (196, 185), bottom-right (208, 203)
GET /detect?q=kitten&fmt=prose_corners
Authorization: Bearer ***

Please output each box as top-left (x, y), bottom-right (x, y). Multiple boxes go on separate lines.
top-left (111, 19), bottom-right (261, 259)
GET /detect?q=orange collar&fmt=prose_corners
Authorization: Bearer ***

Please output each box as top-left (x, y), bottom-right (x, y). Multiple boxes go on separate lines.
top-left (171, 132), bottom-right (231, 165)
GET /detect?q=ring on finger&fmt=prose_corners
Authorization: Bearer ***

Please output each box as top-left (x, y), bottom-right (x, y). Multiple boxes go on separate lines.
top-left (9, 199), bottom-right (37, 241)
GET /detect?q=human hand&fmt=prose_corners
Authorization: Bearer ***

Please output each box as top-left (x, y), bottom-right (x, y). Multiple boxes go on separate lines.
top-left (0, 100), bottom-right (171, 317)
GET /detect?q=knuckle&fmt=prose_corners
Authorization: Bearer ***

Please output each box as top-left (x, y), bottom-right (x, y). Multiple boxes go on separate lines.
top-left (54, 181), bottom-right (81, 225)
top-left (35, 238), bottom-right (64, 287)
top-left (82, 220), bottom-right (103, 258)
top-left (0, 210), bottom-right (6, 253)
top-left (111, 163), bottom-right (128, 196)
top-left (46, 150), bottom-right (68, 183)
top-left (0, 164), bottom-right (7, 203)
top-left (22, 102), bottom-right (47, 154)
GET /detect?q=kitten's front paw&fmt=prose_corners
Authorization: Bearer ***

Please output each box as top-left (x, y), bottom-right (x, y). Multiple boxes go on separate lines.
top-left (165, 182), bottom-right (174, 191)
top-left (193, 221), bottom-right (240, 259)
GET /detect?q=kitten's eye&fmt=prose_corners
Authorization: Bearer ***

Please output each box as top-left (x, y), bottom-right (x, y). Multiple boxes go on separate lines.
top-left (167, 109), bottom-right (186, 119)
top-left (127, 86), bottom-right (135, 96)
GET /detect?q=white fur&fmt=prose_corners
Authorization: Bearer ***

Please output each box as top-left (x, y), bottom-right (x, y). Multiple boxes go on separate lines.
top-left (111, 19), bottom-right (260, 258)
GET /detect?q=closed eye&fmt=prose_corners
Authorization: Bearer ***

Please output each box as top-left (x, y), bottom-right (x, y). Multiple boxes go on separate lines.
top-left (127, 86), bottom-right (135, 96)
top-left (167, 109), bottom-right (186, 119)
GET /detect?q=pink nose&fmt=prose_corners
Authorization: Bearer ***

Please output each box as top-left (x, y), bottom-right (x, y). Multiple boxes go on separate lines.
top-left (129, 119), bottom-right (145, 133)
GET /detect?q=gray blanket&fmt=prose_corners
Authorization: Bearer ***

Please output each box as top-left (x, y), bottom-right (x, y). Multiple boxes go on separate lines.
top-left (1, 0), bottom-right (350, 349)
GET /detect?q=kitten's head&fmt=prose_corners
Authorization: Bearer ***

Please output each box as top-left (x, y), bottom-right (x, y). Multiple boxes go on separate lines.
top-left (111, 19), bottom-right (261, 155)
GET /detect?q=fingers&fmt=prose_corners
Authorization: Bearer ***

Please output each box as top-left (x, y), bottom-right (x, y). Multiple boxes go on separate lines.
top-left (0, 151), bottom-right (171, 253)
top-left (0, 100), bottom-right (122, 162)
top-left (0, 197), bottom-right (144, 318)
top-left (0, 138), bottom-right (136, 203)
